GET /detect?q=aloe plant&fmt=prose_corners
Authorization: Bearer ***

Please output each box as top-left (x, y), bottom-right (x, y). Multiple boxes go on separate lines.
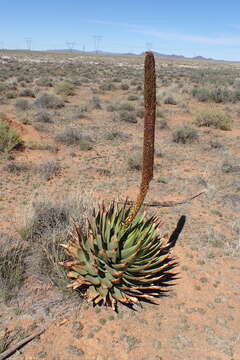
top-left (61, 52), bottom-right (178, 309)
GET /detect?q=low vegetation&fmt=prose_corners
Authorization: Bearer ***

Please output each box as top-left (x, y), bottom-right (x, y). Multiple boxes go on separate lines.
top-left (172, 125), bottom-right (199, 144)
top-left (194, 109), bottom-right (233, 130)
top-left (0, 234), bottom-right (27, 302)
top-left (34, 92), bottom-right (64, 109)
top-left (0, 119), bottom-right (22, 152)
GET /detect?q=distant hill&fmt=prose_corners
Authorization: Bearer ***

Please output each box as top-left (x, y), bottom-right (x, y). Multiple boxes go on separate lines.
top-left (47, 49), bottom-right (215, 61)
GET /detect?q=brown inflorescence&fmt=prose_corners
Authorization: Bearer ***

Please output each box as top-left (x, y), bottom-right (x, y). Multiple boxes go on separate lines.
top-left (124, 51), bottom-right (156, 226)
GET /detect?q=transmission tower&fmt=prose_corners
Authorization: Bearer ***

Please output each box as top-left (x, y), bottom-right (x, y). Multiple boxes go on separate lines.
top-left (66, 42), bottom-right (76, 52)
top-left (25, 37), bottom-right (32, 51)
top-left (93, 35), bottom-right (102, 54)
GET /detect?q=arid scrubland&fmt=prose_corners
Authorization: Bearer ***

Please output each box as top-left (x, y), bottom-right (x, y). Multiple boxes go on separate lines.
top-left (0, 50), bottom-right (239, 360)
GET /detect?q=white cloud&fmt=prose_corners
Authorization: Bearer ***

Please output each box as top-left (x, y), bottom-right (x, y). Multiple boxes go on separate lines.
top-left (85, 19), bottom-right (240, 47)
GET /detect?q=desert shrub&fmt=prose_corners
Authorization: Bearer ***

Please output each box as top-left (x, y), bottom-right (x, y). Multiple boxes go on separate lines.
top-left (164, 96), bottom-right (177, 105)
top-left (37, 160), bottom-right (61, 181)
top-left (55, 80), bottom-right (75, 96)
top-left (15, 98), bottom-right (31, 111)
top-left (90, 96), bottom-right (101, 110)
top-left (0, 119), bottom-right (22, 152)
top-left (121, 84), bottom-right (129, 90)
top-left (157, 119), bottom-right (168, 129)
top-left (72, 112), bottom-right (88, 120)
top-left (35, 77), bottom-right (53, 87)
top-left (209, 138), bottom-right (224, 149)
top-left (194, 109), bottom-right (232, 130)
top-left (55, 127), bottom-right (93, 149)
top-left (172, 126), bottom-right (199, 144)
top-left (27, 140), bottom-right (58, 151)
top-left (0, 82), bottom-right (8, 93)
top-left (156, 110), bottom-right (165, 118)
top-left (23, 201), bottom-right (69, 241)
top-left (112, 77), bottom-right (121, 83)
top-left (192, 88), bottom-right (212, 102)
top-left (19, 88), bottom-right (35, 97)
top-left (99, 83), bottom-right (116, 91)
top-left (130, 80), bottom-right (138, 86)
top-left (106, 104), bottom-right (118, 112)
top-left (0, 233), bottom-right (27, 302)
top-left (118, 103), bottom-right (135, 111)
top-left (34, 92), bottom-right (64, 109)
top-left (34, 111), bottom-right (53, 123)
top-left (210, 88), bottom-right (231, 103)
top-left (19, 195), bottom-right (94, 287)
top-left (105, 130), bottom-right (130, 141)
top-left (127, 95), bottom-right (138, 101)
top-left (2, 161), bottom-right (29, 174)
top-left (119, 111), bottom-right (137, 123)
top-left (6, 91), bottom-right (17, 99)
top-left (192, 87), bottom-right (240, 103)
top-left (128, 152), bottom-right (142, 170)
top-left (221, 159), bottom-right (240, 173)
top-left (136, 109), bottom-right (144, 118)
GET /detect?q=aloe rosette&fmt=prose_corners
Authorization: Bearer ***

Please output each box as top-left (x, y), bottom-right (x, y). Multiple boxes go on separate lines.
top-left (61, 202), bottom-right (177, 309)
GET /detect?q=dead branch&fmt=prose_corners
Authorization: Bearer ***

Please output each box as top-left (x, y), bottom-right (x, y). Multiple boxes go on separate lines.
top-left (118, 190), bottom-right (206, 208)
top-left (0, 327), bottom-right (46, 360)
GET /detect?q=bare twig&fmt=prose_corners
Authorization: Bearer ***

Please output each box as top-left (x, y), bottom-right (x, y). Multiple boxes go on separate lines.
top-left (118, 190), bottom-right (206, 208)
top-left (0, 327), bottom-right (46, 360)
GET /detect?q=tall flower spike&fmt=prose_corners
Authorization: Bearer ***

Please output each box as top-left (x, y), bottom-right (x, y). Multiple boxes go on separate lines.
top-left (124, 51), bottom-right (156, 226)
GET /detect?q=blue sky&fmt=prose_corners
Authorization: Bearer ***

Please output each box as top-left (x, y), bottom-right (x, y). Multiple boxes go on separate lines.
top-left (1, 0), bottom-right (240, 60)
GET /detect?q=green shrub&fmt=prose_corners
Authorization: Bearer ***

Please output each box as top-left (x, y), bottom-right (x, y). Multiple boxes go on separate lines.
top-left (194, 109), bottom-right (232, 130)
top-left (128, 152), bottom-right (142, 171)
top-left (119, 111), bottom-right (137, 123)
top-left (118, 103), bottom-right (135, 111)
top-left (127, 95), bottom-right (138, 101)
top-left (210, 88), bottom-right (231, 103)
top-left (19, 88), bottom-right (35, 97)
top-left (34, 92), bottom-right (64, 109)
top-left (222, 159), bottom-right (240, 173)
top-left (0, 82), bottom-right (8, 93)
top-left (55, 81), bottom-right (75, 96)
top-left (99, 83), bottom-right (116, 91)
top-left (157, 119), bottom-right (168, 129)
top-left (0, 119), bottom-right (22, 152)
top-left (37, 160), bottom-right (61, 181)
top-left (121, 84), bottom-right (129, 90)
top-left (35, 77), bottom-right (53, 87)
top-left (6, 92), bottom-right (17, 99)
top-left (192, 88), bottom-right (211, 102)
top-left (172, 126), bottom-right (199, 144)
top-left (34, 111), bottom-right (53, 123)
top-left (3, 161), bottom-right (29, 174)
top-left (15, 98), bottom-right (31, 111)
top-left (192, 87), bottom-right (240, 103)
top-left (164, 96), bottom-right (177, 105)
top-left (55, 127), bottom-right (93, 149)
top-left (0, 234), bottom-right (27, 302)
top-left (90, 96), bottom-right (101, 110)
top-left (106, 104), bottom-right (118, 112)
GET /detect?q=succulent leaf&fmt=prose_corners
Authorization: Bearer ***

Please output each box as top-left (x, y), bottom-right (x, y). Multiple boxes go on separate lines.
top-left (61, 202), bottom-right (177, 309)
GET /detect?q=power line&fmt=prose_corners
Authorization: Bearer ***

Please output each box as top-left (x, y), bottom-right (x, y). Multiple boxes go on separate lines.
top-left (93, 35), bottom-right (103, 54)
top-left (66, 41), bottom-right (76, 52)
top-left (25, 37), bottom-right (32, 51)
